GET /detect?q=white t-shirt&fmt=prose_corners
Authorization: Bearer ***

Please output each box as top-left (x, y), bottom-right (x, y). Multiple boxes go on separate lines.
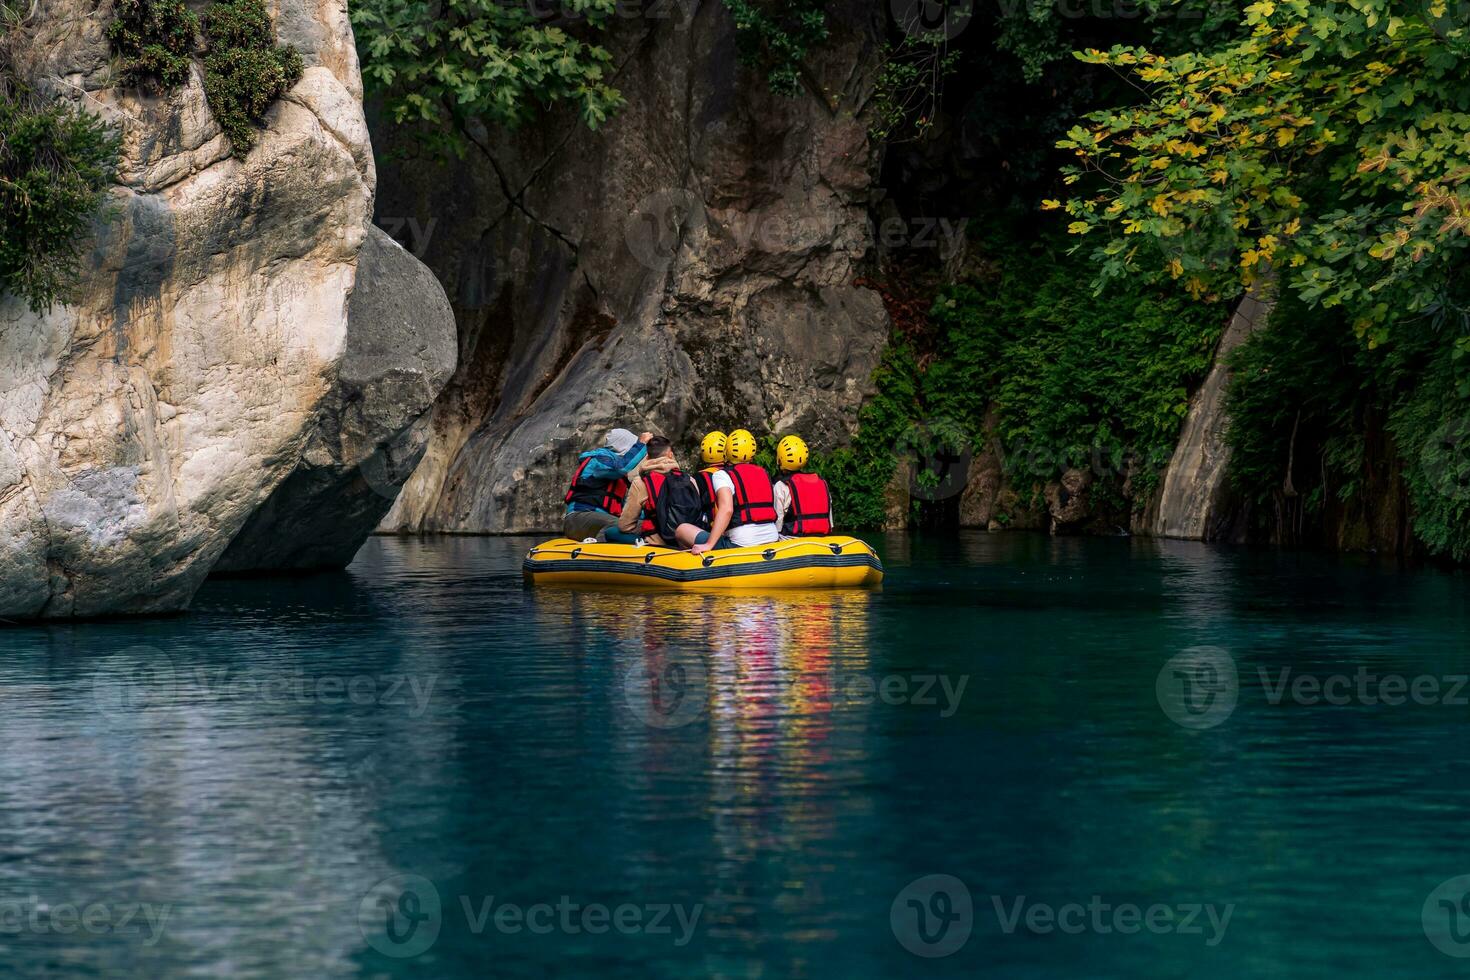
top-left (709, 469), bottom-right (780, 547)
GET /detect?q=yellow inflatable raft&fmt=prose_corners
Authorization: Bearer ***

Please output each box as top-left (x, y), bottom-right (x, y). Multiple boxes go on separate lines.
top-left (523, 536), bottom-right (884, 590)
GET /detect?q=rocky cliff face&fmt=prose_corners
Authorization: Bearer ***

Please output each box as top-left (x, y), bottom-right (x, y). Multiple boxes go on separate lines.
top-left (374, 0), bottom-right (891, 534)
top-left (0, 0), bottom-right (451, 617)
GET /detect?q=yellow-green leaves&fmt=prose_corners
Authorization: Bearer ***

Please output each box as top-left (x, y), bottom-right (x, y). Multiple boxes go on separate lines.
top-left (1055, 0), bottom-right (1470, 334)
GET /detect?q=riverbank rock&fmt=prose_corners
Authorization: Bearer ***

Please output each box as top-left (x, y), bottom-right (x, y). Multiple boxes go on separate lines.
top-left (374, 0), bottom-right (890, 534)
top-left (213, 227), bottom-right (456, 573)
top-left (0, 0), bottom-right (375, 617)
top-left (1150, 286), bottom-right (1276, 540)
top-left (1045, 467), bottom-right (1094, 533)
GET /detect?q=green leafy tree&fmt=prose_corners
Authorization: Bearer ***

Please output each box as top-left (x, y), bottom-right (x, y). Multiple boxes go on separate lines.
top-left (1054, 0), bottom-right (1470, 343)
top-left (0, 72), bottom-right (120, 312)
top-left (350, 0), bottom-right (623, 140)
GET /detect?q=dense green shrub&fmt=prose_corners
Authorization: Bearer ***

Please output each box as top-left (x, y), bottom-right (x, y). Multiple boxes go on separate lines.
top-left (106, 0), bottom-right (198, 90)
top-left (922, 240), bottom-right (1225, 508)
top-left (0, 76), bottom-right (120, 312)
top-left (818, 340), bottom-right (924, 530)
top-left (1226, 290), bottom-right (1470, 560)
top-left (201, 0), bottom-right (302, 155)
top-left (724, 0), bottom-right (827, 97)
top-left (824, 231), bottom-right (1228, 528)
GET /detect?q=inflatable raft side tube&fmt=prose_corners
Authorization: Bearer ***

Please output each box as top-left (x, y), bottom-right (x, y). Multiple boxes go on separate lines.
top-left (524, 552), bottom-right (881, 583)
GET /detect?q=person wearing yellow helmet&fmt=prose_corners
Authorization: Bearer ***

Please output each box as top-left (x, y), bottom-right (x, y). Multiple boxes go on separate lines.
top-left (694, 428), bottom-right (780, 555)
top-left (694, 430), bottom-right (727, 518)
top-left (773, 435), bottom-right (833, 537)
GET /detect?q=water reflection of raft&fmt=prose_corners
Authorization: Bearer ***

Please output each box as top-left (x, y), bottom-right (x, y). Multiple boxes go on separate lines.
top-left (523, 536), bottom-right (884, 589)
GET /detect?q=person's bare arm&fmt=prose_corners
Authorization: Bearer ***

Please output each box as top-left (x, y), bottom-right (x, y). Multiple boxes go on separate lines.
top-left (692, 489), bottom-right (733, 555)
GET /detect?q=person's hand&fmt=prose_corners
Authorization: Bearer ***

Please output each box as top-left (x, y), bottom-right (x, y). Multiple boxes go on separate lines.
top-left (639, 431), bottom-right (652, 443)
top-left (690, 541), bottom-right (711, 555)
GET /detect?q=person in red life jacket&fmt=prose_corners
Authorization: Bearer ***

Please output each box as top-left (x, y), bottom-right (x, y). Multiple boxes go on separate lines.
top-left (562, 427), bottom-right (651, 541)
top-left (695, 431), bottom-right (727, 518)
top-left (773, 435), bottom-right (832, 537)
top-left (691, 428), bottom-right (780, 555)
top-left (606, 436), bottom-right (679, 545)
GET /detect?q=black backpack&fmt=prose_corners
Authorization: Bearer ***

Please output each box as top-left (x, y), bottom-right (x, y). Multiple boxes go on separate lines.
top-left (654, 471), bottom-right (709, 541)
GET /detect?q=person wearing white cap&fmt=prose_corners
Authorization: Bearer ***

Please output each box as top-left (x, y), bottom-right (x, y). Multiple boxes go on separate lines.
top-left (562, 427), bottom-right (652, 541)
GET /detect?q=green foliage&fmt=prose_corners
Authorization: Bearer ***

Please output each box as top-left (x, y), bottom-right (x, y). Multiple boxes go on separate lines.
top-left (106, 0), bottom-right (199, 90)
top-left (827, 232), bottom-right (1226, 527)
top-left (723, 0), bottom-right (827, 97)
top-left (201, 0), bottom-right (303, 155)
top-left (1224, 296), bottom-right (1375, 518)
top-left (350, 0), bottom-right (623, 142)
top-left (0, 76), bottom-right (120, 312)
top-left (817, 341), bottom-right (923, 530)
top-left (924, 234), bottom-right (1226, 503)
top-left (870, 33), bottom-right (960, 144)
top-left (1226, 288), bottom-right (1470, 560)
top-left (1056, 0), bottom-right (1470, 339)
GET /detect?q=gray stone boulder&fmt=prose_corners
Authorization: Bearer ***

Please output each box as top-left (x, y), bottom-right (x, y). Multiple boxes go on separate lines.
top-left (214, 226), bottom-right (456, 572)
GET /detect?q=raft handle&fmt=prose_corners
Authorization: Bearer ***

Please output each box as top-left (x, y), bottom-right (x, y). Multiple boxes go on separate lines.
top-left (570, 548), bottom-right (582, 559)
top-left (762, 549), bottom-right (776, 561)
top-left (644, 552), bottom-right (656, 564)
top-left (702, 555), bottom-right (714, 568)
top-left (829, 542), bottom-right (842, 555)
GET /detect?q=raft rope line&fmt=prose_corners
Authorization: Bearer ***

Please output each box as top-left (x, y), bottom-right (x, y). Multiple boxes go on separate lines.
top-left (526, 539), bottom-right (859, 567)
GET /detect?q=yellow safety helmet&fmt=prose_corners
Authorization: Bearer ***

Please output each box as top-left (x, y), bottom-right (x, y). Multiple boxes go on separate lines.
top-left (777, 435), bottom-right (809, 471)
top-left (700, 431), bottom-right (728, 465)
top-left (726, 428), bottom-right (758, 464)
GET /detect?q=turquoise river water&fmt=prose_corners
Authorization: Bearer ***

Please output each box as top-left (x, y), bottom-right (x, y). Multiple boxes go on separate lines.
top-left (5, 533), bottom-right (1470, 977)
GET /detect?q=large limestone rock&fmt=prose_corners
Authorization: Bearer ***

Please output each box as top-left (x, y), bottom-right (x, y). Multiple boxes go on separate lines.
top-left (213, 226), bottom-right (456, 572)
top-left (1151, 286), bottom-right (1276, 540)
top-left (0, 0), bottom-right (377, 616)
top-left (375, 0), bottom-right (890, 534)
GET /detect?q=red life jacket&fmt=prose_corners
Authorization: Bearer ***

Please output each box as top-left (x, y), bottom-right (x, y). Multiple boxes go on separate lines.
top-left (563, 456), bottom-right (628, 516)
top-left (697, 469), bottom-right (719, 517)
top-left (639, 470), bottom-right (670, 534)
top-left (724, 463), bottom-right (778, 527)
top-left (780, 472), bottom-right (831, 536)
